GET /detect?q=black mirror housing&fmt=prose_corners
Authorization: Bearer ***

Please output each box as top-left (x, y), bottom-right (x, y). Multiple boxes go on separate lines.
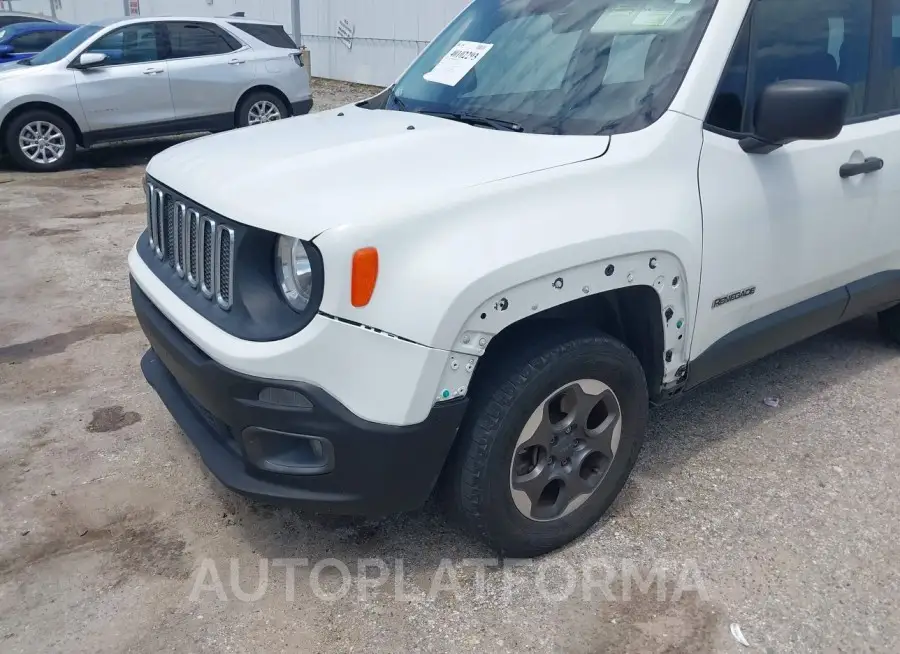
top-left (740, 80), bottom-right (850, 154)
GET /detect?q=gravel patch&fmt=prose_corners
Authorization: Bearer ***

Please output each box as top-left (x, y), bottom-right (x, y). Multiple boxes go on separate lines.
top-left (312, 77), bottom-right (383, 111)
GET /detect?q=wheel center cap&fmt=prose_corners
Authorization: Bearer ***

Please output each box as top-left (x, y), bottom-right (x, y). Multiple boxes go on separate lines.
top-left (553, 425), bottom-right (579, 457)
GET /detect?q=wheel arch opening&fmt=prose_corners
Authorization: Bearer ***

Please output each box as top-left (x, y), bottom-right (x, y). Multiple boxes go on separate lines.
top-left (234, 85), bottom-right (294, 125)
top-left (0, 102), bottom-right (84, 152)
top-left (468, 287), bottom-right (666, 403)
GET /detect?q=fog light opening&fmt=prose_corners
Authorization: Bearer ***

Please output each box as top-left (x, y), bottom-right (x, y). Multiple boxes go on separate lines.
top-left (242, 427), bottom-right (334, 475)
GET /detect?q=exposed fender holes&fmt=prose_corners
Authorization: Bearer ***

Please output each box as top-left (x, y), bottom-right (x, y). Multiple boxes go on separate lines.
top-left (672, 276), bottom-right (680, 288)
top-left (605, 265), bottom-right (615, 277)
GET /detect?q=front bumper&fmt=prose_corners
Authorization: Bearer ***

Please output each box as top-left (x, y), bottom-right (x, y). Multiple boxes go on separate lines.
top-left (133, 279), bottom-right (467, 515)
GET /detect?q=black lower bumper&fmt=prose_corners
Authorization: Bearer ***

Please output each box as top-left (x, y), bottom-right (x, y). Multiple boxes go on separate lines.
top-left (291, 98), bottom-right (313, 116)
top-left (132, 278), bottom-right (467, 516)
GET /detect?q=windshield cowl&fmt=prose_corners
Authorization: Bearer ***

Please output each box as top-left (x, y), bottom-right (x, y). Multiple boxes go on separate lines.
top-left (384, 0), bottom-right (717, 136)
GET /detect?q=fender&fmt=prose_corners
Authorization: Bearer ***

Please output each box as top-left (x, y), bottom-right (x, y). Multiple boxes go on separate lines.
top-left (0, 94), bottom-right (90, 137)
top-left (313, 111), bottom-right (705, 403)
top-left (432, 251), bottom-right (691, 402)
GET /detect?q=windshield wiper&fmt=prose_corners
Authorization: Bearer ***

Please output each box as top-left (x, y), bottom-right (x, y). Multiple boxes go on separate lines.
top-left (17, 59), bottom-right (32, 66)
top-left (387, 89), bottom-right (408, 111)
top-left (415, 110), bottom-right (524, 133)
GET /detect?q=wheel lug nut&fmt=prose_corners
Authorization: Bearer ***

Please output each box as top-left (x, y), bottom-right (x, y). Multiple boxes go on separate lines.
top-left (548, 456), bottom-right (555, 465)
top-left (550, 436), bottom-right (558, 445)
top-left (562, 458), bottom-right (570, 466)
top-left (565, 426), bottom-right (573, 434)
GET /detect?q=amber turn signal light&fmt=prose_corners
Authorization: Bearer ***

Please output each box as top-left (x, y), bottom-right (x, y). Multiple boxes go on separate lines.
top-left (351, 247), bottom-right (378, 307)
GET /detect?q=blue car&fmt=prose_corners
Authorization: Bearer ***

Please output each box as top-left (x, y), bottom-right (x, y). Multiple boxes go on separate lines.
top-left (0, 22), bottom-right (77, 62)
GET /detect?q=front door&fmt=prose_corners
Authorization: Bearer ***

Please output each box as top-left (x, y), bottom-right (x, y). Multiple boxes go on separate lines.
top-left (74, 22), bottom-right (175, 133)
top-left (691, 0), bottom-right (883, 380)
top-left (849, 0), bottom-right (900, 317)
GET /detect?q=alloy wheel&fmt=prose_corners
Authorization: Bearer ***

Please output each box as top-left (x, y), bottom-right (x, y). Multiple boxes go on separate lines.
top-left (18, 121), bottom-right (66, 166)
top-left (509, 379), bottom-right (623, 522)
top-left (247, 100), bottom-right (282, 125)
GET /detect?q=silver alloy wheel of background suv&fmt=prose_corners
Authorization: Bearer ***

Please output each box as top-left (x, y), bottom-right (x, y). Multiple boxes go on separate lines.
top-left (247, 100), bottom-right (283, 125)
top-left (18, 120), bottom-right (67, 165)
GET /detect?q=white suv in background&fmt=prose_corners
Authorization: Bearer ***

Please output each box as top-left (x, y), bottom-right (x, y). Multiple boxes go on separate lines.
top-left (130, 0), bottom-right (900, 557)
top-left (0, 16), bottom-right (312, 171)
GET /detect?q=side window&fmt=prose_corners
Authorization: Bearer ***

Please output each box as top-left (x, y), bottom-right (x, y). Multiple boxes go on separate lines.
top-left (9, 30), bottom-right (59, 52)
top-left (707, 0), bottom-right (873, 133)
top-left (230, 23), bottom-right (296, 48)
top-left (86, 24), bottom-right (162, 65)
top-left (706, 17), bottom-right (751, 133)
top-left (165, 22), bottom-right (238, 59)
top-left (887, 2), bottom-right (900, 110)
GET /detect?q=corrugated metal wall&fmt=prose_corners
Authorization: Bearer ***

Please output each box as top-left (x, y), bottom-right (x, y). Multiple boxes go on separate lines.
top-left (297, 0), bottom-right (470, 87)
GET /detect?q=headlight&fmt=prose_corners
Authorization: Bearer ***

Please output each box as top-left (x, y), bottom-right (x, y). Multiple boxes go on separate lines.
top-left (275, 236), bottom-right (314, 312)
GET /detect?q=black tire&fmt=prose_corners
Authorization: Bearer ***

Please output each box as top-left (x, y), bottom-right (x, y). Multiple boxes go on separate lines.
top-left (237, 91), bottom-right (289, 128)
top-left (441, 325), bottom-right (649, 557)
top-left (878, 304), bottom-right (900, 345)
top-left (3, 109), bottom-right (76, 173)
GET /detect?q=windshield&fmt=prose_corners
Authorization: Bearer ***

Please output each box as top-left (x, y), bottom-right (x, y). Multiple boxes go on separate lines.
top-left (388, 0), bottom-right (716, 135)
top-left (23, 24), bottom-right (102, 66)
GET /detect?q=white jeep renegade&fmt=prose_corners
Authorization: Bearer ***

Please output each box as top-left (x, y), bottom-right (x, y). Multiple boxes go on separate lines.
top-left (129, 0), bottom-right (900, 556)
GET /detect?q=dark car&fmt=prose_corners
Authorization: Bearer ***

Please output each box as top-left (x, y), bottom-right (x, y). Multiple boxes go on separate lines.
top-left (0, 21), bottom-right (77, 62)
top-left (0, 11), bottom-right (59, 29)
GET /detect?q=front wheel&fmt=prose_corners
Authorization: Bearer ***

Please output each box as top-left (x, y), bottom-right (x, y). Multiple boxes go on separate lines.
top-left (4, 110), bottom-right (76, 172)
top-left (237, 92), bottom-right (288, 128)
top-left (441, 327), bottom-right (649, 557)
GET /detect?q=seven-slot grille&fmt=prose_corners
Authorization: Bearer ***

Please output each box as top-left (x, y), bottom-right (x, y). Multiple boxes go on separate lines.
top-left (146, 181), bottom-right (235, 310)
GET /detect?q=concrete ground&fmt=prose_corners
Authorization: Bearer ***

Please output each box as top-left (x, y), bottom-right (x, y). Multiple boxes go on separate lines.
top-left (1, 79), bottom-right (899, 654)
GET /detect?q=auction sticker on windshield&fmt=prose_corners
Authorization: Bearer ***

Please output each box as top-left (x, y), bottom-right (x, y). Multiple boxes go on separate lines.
top-left (423, 41), bottom-right (494, 87)
top-left (632, 9), bottom-right (676, 26)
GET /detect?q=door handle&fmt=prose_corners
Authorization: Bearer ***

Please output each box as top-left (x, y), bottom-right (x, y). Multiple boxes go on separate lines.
top-left (228, 59), bottom-right (246, 65)
top-left (840, 157), bottom-right (884, 178)
top-left (143, 68), bottom-right (164, 75)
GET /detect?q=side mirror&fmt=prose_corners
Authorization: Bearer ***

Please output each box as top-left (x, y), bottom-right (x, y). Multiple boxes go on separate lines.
top-left (74, 52), bottom-right (108, 69)
top-left (741, 80), bottom-right (850, 154)
top-left (0, 44), bottom-right (13, 56)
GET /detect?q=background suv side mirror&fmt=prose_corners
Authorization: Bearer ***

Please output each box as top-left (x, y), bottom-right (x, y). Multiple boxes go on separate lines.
top-left (74, 52), bottom-right (108, 69)
top-left (0, 44), bottom-right (13, 57)
top-left (741, 80), bottom-right (850, 154)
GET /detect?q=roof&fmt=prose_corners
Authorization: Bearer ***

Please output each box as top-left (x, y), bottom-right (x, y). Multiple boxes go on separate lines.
top-left (0, 11), bottom-right (58, 21)
top-left (89, 15), bottom-right (284, 28)
top-left (1, 21), bottom-right (76, 34)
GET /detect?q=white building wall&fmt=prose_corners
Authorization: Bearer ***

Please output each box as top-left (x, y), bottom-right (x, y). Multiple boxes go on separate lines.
top-left (5, 0), bottom-right (123, 22)
top-left (139, 0), bottom-right (292, 36)
top-left (6, 0), bottom-right (291, 35)
top-left (297, 0), bottom-right (470, 87)
top-left (5, 0), bottom-right (469, 86)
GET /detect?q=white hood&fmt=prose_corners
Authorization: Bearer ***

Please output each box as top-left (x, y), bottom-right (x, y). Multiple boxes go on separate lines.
top-left (146, 105), bottom-right (609, 239)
